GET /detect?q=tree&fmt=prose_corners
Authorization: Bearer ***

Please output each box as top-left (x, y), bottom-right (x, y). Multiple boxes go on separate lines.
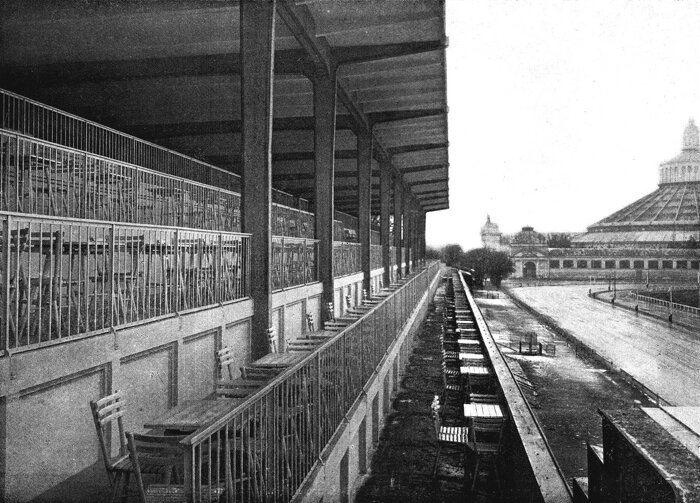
top-left (547, 233), bottom-right (572, 248)
top-left (461, 247), bottom-right (514, 288)
top-left (486, 250), bottom-right (515, 287)
top-left (425, 246), bottom-right (442, 259)
top-left (441, 243), bottom-right (464, 267)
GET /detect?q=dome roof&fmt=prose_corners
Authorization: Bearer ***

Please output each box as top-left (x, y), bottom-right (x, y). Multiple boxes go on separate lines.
top-left (512, 226), bottom-right (545, 245)
top-left (574, 120), bottom-right (700, 247)
top-left (588, 183), bottom-right (700, 229)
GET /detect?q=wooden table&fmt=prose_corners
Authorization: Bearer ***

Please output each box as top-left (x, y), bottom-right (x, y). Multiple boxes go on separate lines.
top-left (460, 353), bottom-right (485, 362)
top-left (251, 351), bottom-right (308, 368)
top-left (460, 364), bottom-right (491, 376)
top-left (145, 398), bottom-right (242, 431)
top-left (463, 402), bottom-right (504, 419)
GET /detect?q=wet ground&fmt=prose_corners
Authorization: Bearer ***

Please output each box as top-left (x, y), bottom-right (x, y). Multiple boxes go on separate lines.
top-left (476, 293), bottom-right (654, 483)
top-left (356, 285), bottom-right (493, 502)
top-left (508, 284), bottom-right (700, 406)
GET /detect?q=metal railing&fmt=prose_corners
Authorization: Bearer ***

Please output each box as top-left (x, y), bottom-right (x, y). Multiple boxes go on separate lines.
top-left (180, 260), bottom-right (440, 502)
top-left (271, 237), bottom-right (319, 291)
top-left (1, 89), bottom-right (314, 231)
top-left (272, 204), bottom-right (314, 239)
top-left (1, 130), bottom-right (242, 231)
top-left (632, 292), bottom-right (700, 317)
top-left (1, 88), bottom-right (241, 192)
top-left (0, 211), bottom-right (250, 352)
top-left (370, 244), bottom-right (382, 270)
top-left (333, 241), bottom-right (361, 277)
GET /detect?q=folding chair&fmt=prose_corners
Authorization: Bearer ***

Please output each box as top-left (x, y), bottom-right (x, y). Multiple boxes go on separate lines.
top-left (215, 347), bottom-right (264, 399)
top-left (126, 432), bottom-right (224, 503)
top-left (431, 396), bottom-right (469, 479)
top-left (467, 417), bottom-right (505, 493)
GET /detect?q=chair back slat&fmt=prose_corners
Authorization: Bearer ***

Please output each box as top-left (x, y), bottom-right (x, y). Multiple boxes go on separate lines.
top-left (95, 390), bottom-right (124, 408)
top-left (217, 347), bottom-right (236, 380)
top-left (97, 400), bottom-right (126, 420)
top-left (90, 390), bottom-right (128, 472)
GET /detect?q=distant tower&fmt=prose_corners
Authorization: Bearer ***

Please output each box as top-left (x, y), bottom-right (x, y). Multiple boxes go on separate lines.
top-left (480, 215), bottom-right (502, 249)
top-left (683, 118), bottom-right (699, 150)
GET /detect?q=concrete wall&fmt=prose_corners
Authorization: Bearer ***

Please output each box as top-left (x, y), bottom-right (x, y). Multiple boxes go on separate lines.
top-left (0, 298), bottom-right (253, 502)
top-left (292, 268), bottom-right (440, 503)
top-left (272, 282), bottom-right (324, 349)
top-left (0, 279), bottom-right (328, 502)
top-left (332, 268), bottom-right (384, 318)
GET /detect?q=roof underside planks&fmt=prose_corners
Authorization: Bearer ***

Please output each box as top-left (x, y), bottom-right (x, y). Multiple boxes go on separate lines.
top-left (0, 0), bottom-right (450, 216)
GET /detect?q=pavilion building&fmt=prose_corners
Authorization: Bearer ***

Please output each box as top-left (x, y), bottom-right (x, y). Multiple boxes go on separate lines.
top-left (509, 120), bottom-right (700, 280)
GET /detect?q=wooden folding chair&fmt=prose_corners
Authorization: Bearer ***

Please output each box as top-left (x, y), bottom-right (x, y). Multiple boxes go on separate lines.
top-left (126, 432), bottom-right (224, 503)
top-left (431, 396), bottom-right (469, 479)
top-left (90, 391), bottom-right (133, 503)
top-left (306, 313), bottom-right (316, 332)
top-left (467, 417), bottom-right (505, 493)
top-left (215, 347), bottom-right (264, 399)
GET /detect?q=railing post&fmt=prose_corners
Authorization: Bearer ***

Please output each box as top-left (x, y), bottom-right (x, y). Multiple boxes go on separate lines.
top-left (281, 237), bottom-right (286, 289)
top-left (315, 352), bottom-right (322, 457)
top-left (108, 223), bottom-right (115, 328)
top-left (1, 216), bottom-right (9, 353)
top-left (303, 238), bottom-right (308, 285)
top-left (183, 446), bottom-right (193, 502)
top-left (174, 230), bottom-right (180, 313)
top-left (217, 233), bottom-right (223, 303)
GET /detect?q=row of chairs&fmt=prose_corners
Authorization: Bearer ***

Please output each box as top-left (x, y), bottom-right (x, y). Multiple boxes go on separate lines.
top-left (432, 273), bottom-right (505, 495)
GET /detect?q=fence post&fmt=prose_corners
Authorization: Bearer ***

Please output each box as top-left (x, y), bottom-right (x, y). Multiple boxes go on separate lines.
top-left (217, 233), bottom-right (223, 303)
top-left (315, 352), bottom-right (322, 458)
top-left (174, 230), bottom-right (180, 313)
top-left (1, 216), bottom-right (9, 353)
top-left (183, 446), bottom-right (193, 502)
top-left (108, 223), bottom-right (115, 328)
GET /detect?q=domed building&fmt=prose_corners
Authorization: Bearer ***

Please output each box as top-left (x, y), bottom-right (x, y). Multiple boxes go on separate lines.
top-left (573, 119), bottom-right (700, 248)
top-left (480, 215), bottom-right (509, 251)
top-left (508, 120), bottom-right (700, 280)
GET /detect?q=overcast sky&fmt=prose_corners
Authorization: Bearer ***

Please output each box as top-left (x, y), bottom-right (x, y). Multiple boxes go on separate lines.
top-left (427, 0), bottom-right (700, 250)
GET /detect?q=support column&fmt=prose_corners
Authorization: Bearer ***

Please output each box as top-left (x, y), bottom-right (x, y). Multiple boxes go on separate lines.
top-left (393, 181), bottom-right (403, 280)
top-left (419, 211), bottom-right (426, 264)
top-left (405, 201), bottom-right (413, 275)
top-left (380, 164), bottom-right (392, 287)
top-left (240, 0), bottom-right (275, 360)
top-left (358, 132), bottom-right (372, 293)
top-left (240, 0), bottom-right (276, 360)
top-left (313, 68), bottom-right (337, 319)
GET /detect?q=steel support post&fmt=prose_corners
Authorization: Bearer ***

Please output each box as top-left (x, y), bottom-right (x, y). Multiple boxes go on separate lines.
top-left (358, 132), bottom-right (372, 293)
top-left (380, 163), bottom-right (392, 287)
top-left (405, 202), bottom-right (413, 275)
top-left (241, 0), bottom-right (276, 360)
top-left (393, 181), bottom-right (403, 280)
top-left (313, 69), bottom-right (337, 318)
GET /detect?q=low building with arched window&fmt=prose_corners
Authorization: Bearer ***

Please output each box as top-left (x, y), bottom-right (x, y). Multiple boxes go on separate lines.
top-left (501, 120), bottom-right (700, 280)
